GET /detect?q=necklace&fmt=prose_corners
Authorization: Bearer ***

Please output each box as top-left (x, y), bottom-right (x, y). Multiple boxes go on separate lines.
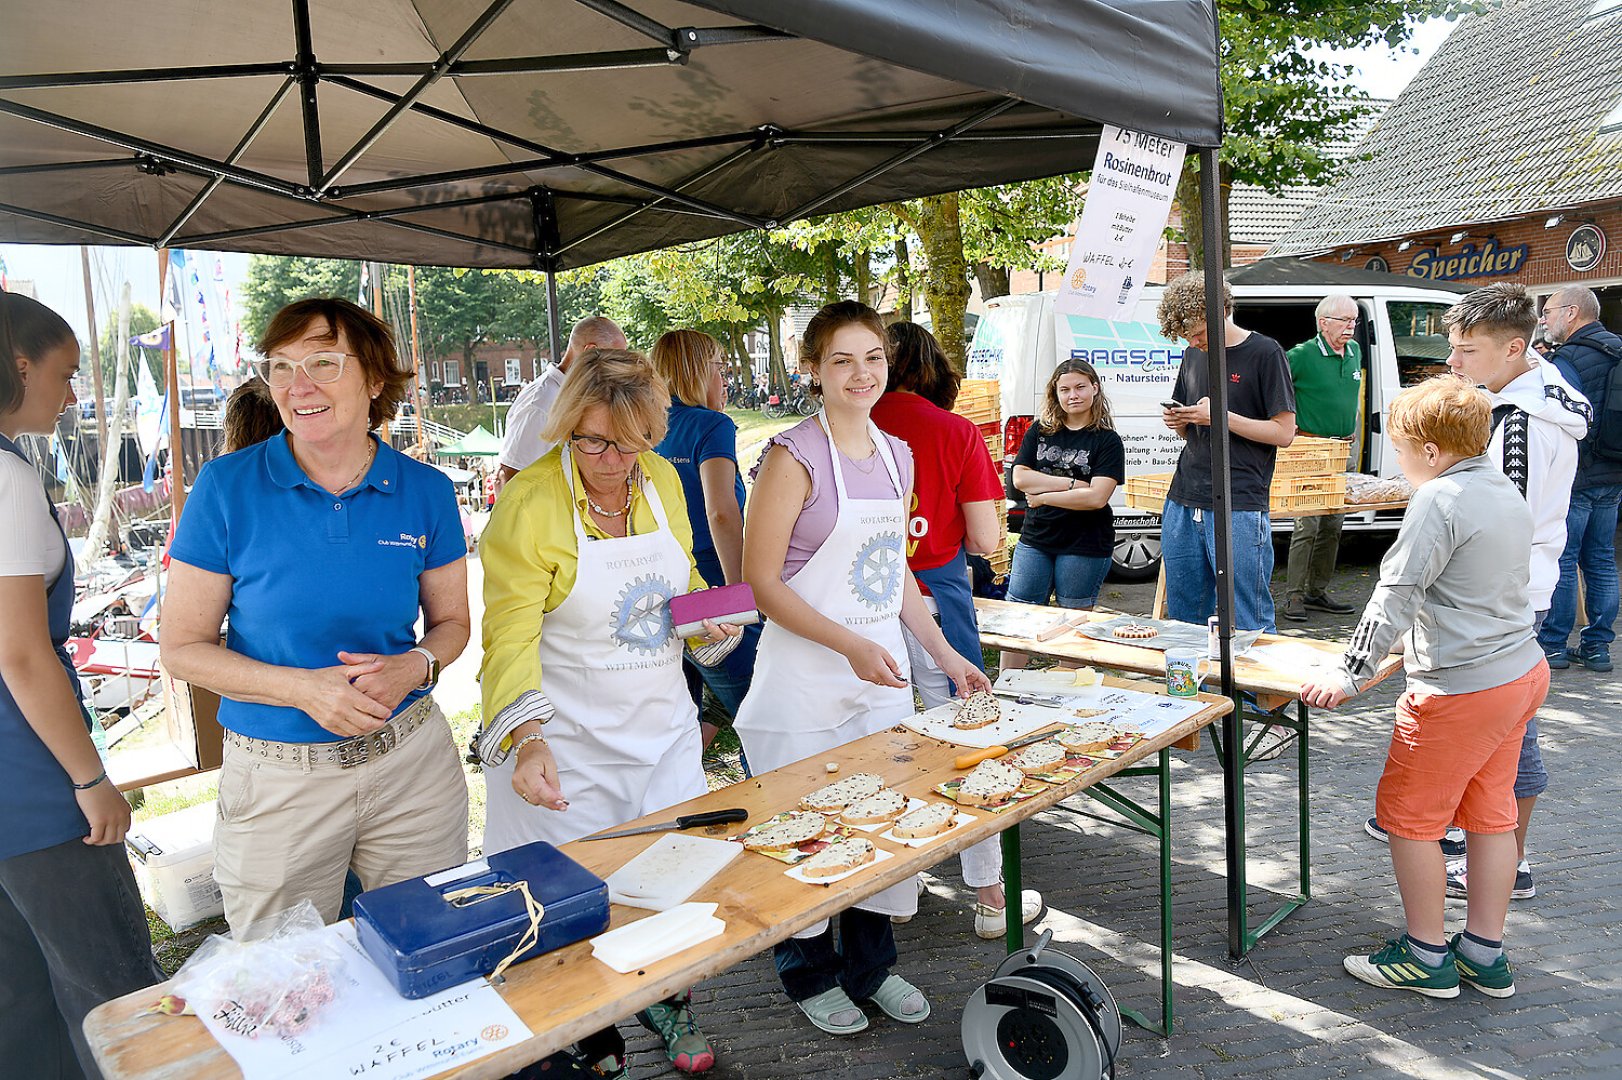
top-left (300, 438), bottom-right (375, 495)
top-left (842, 441), bottom-right (880, 475)
top-left (586, 475), bottom-right (634, 518)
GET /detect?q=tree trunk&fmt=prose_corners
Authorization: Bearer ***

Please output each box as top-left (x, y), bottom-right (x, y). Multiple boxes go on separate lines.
top-left (822, 244), bottom-right (840, 304)
top-left (1175, 157), bottom-right (1235, 275)
top-left (766, 311), bottom-right (788, 394)
top-left (893, 237), bottom-right (913, 322)
top-left (855, 251), bottom-right (871, 308)
top-left (85, 284), bottom-right (132, 559)
top-left (913, 193), bottom-right (972, 372)
top-left (972, 261), bottom-right (1011, 301)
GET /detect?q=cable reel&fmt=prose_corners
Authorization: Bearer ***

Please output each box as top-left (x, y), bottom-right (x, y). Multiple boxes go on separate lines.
top-left (962, 930), bottom-right (1121, 1080)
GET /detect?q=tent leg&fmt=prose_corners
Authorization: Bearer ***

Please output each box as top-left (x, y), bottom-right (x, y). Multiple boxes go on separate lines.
top-left (546, 269), bottom-right (562, 364)
top-left (1197, 148), bottom-right (1243, 959)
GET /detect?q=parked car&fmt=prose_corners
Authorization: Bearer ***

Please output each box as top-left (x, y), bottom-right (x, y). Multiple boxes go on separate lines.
top-left (966, 260), bottom-right (1471, 581)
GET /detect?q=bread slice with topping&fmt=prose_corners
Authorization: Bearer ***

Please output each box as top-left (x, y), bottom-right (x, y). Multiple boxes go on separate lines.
top-left (891, 801), bottom-right (958, 839)
top-left (952, 690), bottom-right (1002, 730)
top-left (840, 788), bottom-right (908, 826)
top-left (741, 811), bottom-right (828, 852)
top-left (1057, 721), bottom-right (1117, 755)
top-left (800, 836), bottom-right (877, 879)
top-left (800, 772), bottom-right (885, 812)
top-left (956, 758), bottom-right (1024, 806)
top-left (1004, 740), bottom-right (1066, 775)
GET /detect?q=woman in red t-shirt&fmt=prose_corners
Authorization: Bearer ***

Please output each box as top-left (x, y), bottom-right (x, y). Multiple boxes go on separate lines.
top-left (872, 322), bottom-right (1043, 939)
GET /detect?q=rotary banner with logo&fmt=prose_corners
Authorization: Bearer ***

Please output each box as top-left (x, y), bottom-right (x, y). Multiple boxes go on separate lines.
top-left (1055, 126), bottom-right (1186, 321)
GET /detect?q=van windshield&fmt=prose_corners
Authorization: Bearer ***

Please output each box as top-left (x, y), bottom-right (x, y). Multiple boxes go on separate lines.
top-left (1387, 301), bottom-right (1453, 386)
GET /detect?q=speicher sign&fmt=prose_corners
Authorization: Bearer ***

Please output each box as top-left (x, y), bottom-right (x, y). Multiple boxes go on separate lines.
top-left (1406, 238), bottom-right (1529, 282)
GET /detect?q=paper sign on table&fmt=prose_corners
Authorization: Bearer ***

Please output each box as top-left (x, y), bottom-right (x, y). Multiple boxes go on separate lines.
top-left (193, 922), bottom-right (530, 1080)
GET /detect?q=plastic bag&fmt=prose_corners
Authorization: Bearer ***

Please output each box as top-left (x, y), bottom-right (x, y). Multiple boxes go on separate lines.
top-left (172, 901), bottom-right (346, 1039)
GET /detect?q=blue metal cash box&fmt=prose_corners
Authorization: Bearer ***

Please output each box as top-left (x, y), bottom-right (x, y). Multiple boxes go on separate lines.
top-left (353, 841), bottom-right (610, 999)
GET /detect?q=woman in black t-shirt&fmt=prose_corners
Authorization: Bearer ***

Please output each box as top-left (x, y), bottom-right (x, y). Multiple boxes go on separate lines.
top-left (1003, 360), bottom-right (1126, 670)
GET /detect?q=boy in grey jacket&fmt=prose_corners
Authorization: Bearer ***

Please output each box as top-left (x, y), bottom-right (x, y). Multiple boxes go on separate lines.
top-left (1303, 377), bottom-right (1550, 999)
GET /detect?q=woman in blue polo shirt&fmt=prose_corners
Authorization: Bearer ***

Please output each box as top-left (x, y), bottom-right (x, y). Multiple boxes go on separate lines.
top-left (163, 298), bottom-right (471, 935)
top-left (650, 329), bottom-right (759, 746)
top-left (0, 293), bottom-right (162, 1077)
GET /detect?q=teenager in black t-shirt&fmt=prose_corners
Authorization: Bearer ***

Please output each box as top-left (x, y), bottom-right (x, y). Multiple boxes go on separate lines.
top-left (1002, 359), bottom-right (1126, 670)
top-left (1158, 273), bottom-right (1297, 632)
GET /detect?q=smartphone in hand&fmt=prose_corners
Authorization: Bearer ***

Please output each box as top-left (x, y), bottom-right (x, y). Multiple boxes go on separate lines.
top-left (1161, 399), bottom-right (1184, 410)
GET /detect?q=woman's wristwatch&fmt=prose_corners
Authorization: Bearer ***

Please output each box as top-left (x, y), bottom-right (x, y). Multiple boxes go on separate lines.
top-left (409, 646), bottom-right (441, 691)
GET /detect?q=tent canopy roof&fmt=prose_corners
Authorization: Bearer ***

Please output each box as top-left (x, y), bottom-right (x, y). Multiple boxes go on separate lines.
top-left (0, 0), bottom-right (1219, 271)
top-left (434, 423), bottom-right (502, 456)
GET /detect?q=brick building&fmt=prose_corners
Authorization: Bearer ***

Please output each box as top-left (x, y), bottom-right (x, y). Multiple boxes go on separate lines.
top-left (1270, 0), bottom-right (1622, 326)
top-left (423, 341), bottom-right (551, 401)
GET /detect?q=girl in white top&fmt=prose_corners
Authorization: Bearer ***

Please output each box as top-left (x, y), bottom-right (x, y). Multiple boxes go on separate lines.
top-left (735, 301), bottom-right (990, 1037)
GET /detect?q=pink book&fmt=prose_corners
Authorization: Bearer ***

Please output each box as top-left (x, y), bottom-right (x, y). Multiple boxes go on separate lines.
top-left (669, 583), bottom-right (760, 637)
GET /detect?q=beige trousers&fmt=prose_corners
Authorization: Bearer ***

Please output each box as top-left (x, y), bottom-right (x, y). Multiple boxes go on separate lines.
top-left (213, 700), bottom-right (469, 935)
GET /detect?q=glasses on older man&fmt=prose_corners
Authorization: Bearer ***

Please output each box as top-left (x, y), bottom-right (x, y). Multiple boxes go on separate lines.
top-left (253, 351), bottom-right (351, 386)
top-left (570, 433), bottom-right (646, 456)
top-left (1322, 315), bottom-right (1359, 326)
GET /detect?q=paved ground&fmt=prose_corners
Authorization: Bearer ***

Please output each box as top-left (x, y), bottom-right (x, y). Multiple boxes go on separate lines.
top-left (607, 533), bottom-right (1622, 1080)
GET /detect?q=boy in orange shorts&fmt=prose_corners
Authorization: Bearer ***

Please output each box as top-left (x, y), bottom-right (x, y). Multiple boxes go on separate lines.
top-left (1302, 377), bottom-right (1550, 998)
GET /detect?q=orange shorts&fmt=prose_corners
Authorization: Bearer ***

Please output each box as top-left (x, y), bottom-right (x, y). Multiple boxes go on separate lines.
top-left (1374, 660), bottom-right (1550, 841)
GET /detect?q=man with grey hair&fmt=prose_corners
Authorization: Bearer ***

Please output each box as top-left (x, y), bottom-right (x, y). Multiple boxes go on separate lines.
top-left (496, 316), bottom-right (628, 486)
top-left (1538, 286), bottom-right (1622, 673)
top-left (1280, 295), bottom-right (1363, 622)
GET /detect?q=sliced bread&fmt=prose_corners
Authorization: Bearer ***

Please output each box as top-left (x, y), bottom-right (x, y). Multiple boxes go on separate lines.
top-left (741, 811), bottom-right (828, 852)
top-left (800, 836), bottom-right (877, 879)
top-left (956, 758), bottom-right (1024, 807)
top-left (840, 788), bottom-right (908, 826)
top-left (1004, 740), bottom-right (1067, 775)
top-left (953, 690), bottom-right (1002, 730)
top-left (800, 772), bottom-right (885, 812)
top-left (891, 801), bottom-right (958, 839)
top-left (1057, 721), bottom-right (1117, 754)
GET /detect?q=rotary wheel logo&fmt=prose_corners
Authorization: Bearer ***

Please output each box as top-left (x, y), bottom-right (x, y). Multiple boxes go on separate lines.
top-left (612, 574), bottom-right (674, 655)
top-left (849, 532), bottom-right (904, 611)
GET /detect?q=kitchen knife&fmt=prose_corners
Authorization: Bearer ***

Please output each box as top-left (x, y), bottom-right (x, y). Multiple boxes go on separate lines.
top-left (953, 727), bottom-right (1064, 771)
top-left (582, 808), bottom-right (749, 841)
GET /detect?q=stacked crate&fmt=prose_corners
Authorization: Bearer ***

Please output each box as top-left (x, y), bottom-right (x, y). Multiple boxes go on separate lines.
top-left (952, 379), bottom-right (1012, 578)
top-left (1123, 436), bottom-right (1350, 516)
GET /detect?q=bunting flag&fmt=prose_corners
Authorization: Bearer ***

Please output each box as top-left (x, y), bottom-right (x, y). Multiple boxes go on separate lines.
top-left (130, 325), bottom-right (171, 350)
top-left (140, 391), bottom-right (167, 493)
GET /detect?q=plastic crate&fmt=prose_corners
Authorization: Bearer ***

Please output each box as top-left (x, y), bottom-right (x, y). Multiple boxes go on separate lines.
top-left (1269, 473), bottom-right (1348, 498)
top-left (1124, 473), bottom-right (1173, 513)
top-left (954, 380), bottom-right (1001, 426)
top-left (1124, 471), bottom-right (1346, 515)
top-left (1275, 436), bottom-right (1351, 476)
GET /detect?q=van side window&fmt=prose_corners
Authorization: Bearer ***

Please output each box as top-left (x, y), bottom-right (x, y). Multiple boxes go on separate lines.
top-left (1388, 302), bottom-right (1453, 386)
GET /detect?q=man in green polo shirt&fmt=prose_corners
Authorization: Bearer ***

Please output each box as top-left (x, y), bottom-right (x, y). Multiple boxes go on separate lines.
top-left (1282, 295), bottom-right (1363, 622)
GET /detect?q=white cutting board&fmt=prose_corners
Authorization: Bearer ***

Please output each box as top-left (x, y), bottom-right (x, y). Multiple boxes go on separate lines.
top-left (605, 833), bottom-right (741, 911)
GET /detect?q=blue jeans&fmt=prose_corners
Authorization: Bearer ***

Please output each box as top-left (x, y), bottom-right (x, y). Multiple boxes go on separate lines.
top-left (0, 838), bottom-right (163, 1079)
top-left (1538, 483), bottom-right (1621, 658)
top-left (1006, 541), bottom-right (1111, 609)
top-left (1161, 499), bottom-right (1277, 632)
top-left (774, 907), bottom-right (897, 1002)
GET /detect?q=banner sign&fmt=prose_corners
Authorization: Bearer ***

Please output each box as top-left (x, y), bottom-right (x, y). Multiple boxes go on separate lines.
top-left (1055, 126), bottom-right (1186, 321)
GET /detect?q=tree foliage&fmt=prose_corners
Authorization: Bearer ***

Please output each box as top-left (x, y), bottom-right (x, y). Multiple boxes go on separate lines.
top-left (97, 303), bottom-right (160, 394)
top-left (1179, 2), bottom-right (1472, 267)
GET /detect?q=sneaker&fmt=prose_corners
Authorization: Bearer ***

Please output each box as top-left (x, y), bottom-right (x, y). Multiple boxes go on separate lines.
top-left (1344, 937), bottom-right (1459, 997)
top-left (1445, 860), bottom-right (1535, 901)
top-left (636, 995), bottom-right (715, 1073)
top-left (1545, 649), bottom-right (1571, 670)
top-left (1303, 592), bottom-right (1357, 614)
top-left (974, 890), bottom-right (1044, 939)
top-left (1576, 649), bottom-right (1613, 673)
top-left (1448, 934), bottom-right (1516, 998)
top-left (1365, 817), bottom-right (1466, 857)
top-left (1281, 596), bottom-right (1308, 623)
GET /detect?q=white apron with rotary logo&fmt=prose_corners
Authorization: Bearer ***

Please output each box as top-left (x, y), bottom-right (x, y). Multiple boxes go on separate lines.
top-left (484, 449), bottom-right (706, 855)
top-left (734, 412), bottom-right (917, 917)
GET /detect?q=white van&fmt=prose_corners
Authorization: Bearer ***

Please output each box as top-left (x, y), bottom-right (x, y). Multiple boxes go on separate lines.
top-left (965, 260), bottom-right (1471, 580)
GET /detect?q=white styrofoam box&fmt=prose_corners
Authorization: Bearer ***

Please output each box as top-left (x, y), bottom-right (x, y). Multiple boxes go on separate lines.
top-left (125, 801), bottom-right (224, 930)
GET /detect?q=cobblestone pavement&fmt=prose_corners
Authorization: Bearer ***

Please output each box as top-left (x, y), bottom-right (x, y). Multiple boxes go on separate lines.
top-left (624, 535), bottom-right (1622, 1080)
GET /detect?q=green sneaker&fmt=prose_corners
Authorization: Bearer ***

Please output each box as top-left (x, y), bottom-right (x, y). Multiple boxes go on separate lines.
top-left (1449, 934), bottom-right (1516, 998)
top-left (636, 994), bottom-right (715, 1073)
top-left (1344, 937), bottom-right (1460, 998)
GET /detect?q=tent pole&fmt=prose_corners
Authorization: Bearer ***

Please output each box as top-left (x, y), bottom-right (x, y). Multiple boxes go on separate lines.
top-left (1198, 148), bottom-right (1241, 958)
top-left (545, 269), bottom-right (562, 366)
